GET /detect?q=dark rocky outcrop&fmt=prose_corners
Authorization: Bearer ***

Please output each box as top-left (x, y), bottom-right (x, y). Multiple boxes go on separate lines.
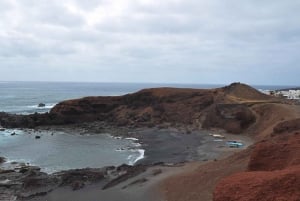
top-left (202, 104), bottom-right (256, 134)
top-left (56, 168), bottom-right (105, 190)
top-left (50, 88), bottom-right (216, 127)
top-left (38, 103), bottom-right (46, 107)
top-left (0, 157), bottom-right (5, 163)
top-left (102, 164), bottom-right (147, 190)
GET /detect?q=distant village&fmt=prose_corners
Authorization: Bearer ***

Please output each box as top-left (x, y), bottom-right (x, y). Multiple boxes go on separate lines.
top-left (260, 89), bottom-right (300, 100)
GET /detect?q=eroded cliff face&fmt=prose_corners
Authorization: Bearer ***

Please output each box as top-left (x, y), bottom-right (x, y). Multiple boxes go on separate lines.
top-left (213, 119), bottom-right (300, 201)
top-left (202, 104), bottom-right (255, 133)
top-left (50, 88), bottom-right (216, 127)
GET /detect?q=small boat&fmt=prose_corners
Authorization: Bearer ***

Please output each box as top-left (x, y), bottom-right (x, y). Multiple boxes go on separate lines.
top-left (226, 141), bottom-right (243, 148)
top-left (210, 134), bottom-right (225, 139)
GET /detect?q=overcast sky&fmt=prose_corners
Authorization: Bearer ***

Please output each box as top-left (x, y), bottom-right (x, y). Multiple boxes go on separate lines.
top-left (0, 0), bottom-right (299, 85)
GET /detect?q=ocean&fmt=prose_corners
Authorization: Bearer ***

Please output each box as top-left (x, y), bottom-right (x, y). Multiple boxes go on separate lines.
top-left (0, 129), bottom-right (143, 173)
top-left (0, 81), bottom-right (294, 173)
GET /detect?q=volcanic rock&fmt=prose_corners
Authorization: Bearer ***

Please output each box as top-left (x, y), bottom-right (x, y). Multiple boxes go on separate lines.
top-left (0, 157), bottom-right (5, 163)
top-left (248, 132), bottom-right (300, 171)
top-left (213, 165), bottom-right (300, 201)
top-left (38, 103), bottom-right (46, 107)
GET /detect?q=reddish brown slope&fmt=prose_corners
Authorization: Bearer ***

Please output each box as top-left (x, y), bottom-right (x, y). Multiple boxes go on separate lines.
top-left (214, 165), bottom-right (300, 201)
top-left (214, 119), bottom-right (300, 201)
top-left (248, 132), bottom-right (300, 171)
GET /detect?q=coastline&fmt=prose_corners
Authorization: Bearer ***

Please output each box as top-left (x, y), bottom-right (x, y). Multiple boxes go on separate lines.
top-left (1, 83), bottom-right (298, 201)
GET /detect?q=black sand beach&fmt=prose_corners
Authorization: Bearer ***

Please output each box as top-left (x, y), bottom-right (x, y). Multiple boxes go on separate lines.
top-left (0, 124), bottom-right (253, 201)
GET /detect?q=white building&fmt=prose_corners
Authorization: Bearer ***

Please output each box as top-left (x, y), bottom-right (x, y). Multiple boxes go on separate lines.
top-left (277, 90), bottom-right (300, 100)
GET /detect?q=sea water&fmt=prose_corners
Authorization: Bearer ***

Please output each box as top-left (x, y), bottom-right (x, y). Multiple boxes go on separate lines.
top-left (0, 129), bottom-right (143, 173)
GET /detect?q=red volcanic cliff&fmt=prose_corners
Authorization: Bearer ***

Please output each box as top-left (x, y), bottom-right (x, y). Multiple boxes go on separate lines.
top-left (248, 132), bottom-right (300, 171)
top-left (214, 165), bottom-right (300, 201)
top-left (214, 119), bottom-right (300, 201)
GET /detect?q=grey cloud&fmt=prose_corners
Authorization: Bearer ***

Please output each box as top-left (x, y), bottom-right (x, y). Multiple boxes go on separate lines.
top-left (72, 0), bottom-right (107, 10)
top-left (17, 1), bottom-right (85, 27)
top-left (0, 0), bottom-right (299, 85)
top-left (0, 35), bottom-right (75, 58)
top-left (0, 0), bottom-right (12, 12)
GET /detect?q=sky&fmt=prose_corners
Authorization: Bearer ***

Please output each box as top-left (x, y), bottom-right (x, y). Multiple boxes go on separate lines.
top-left (0, 0), bottom-right (299, 85)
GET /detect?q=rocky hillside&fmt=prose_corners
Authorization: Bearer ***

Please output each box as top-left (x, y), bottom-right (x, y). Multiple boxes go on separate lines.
top-left (0, 83), bottom-right (279, 134)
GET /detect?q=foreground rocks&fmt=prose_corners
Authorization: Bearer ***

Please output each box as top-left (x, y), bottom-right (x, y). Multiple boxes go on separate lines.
top-left (0, 163), bottom-right (151, 200)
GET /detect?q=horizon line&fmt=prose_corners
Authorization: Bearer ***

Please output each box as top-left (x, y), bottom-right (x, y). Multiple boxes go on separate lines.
top-left (0, 80), bottom-right (299, 87)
